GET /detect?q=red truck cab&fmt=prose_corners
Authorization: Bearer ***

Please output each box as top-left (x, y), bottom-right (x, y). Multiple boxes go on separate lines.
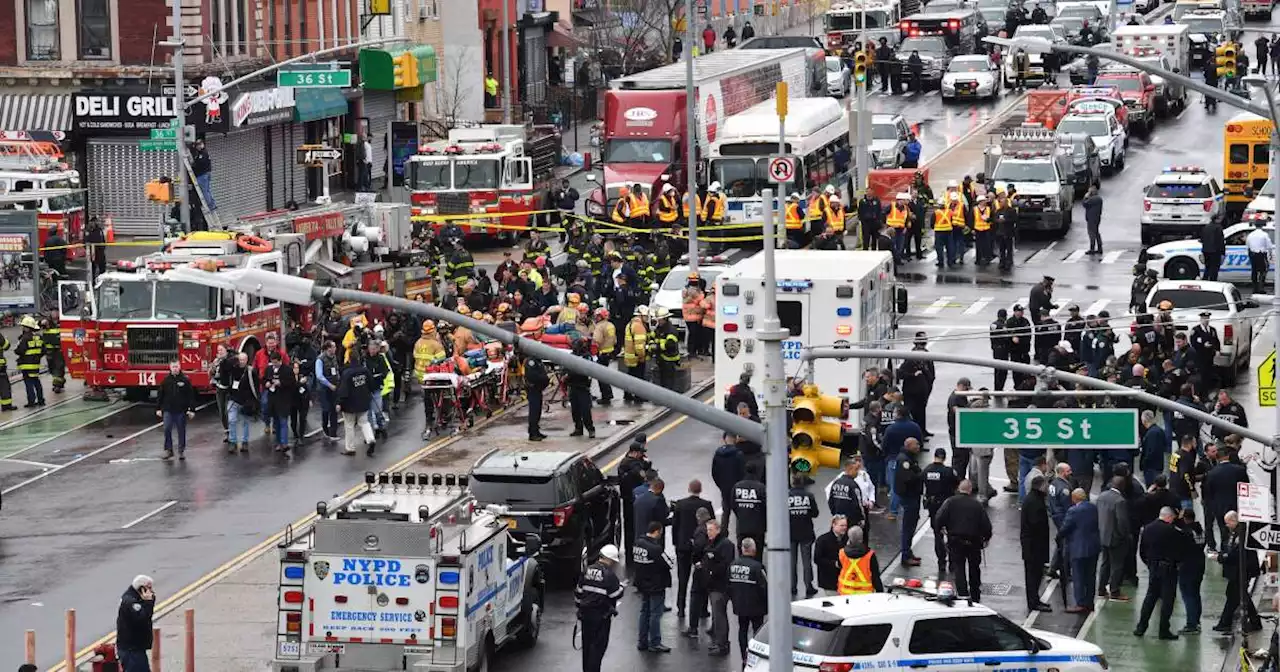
top-left (1093, 69), bottom-right (1156, 136)
top-left (584, 90), bottom-right (688, 222)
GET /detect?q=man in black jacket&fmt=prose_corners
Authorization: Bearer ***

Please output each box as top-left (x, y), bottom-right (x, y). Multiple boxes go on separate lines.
top-left (617, 441), bottom-right (650, 560)
top-left (337, 355), bottom-right (376, 456)
top-left (1201, 219), bottom-right (1226, 281)
top-left (633, 477), bottom-right (670, 548)
top-left (117, 575), bottom-right (155, 672)
top-left (1005, 305), bottom-right (1034, 386)
top-left (728, 538), bottom-right (768, 661)
top-left (524, 357), bottom-right (549, 441)
top-left (567, 341), bottom-right (596, 438)
top-left (1203, 449), bottom-right (1249, 552)
top-left (732, 465), bottom-right (767, 552)
top-left (1215, 511), bottom-right (1263, 634)
top-left (671, 479), bottom-right (713, 617)
top-left (633, 522), bottom-right (673, 653)
top-left (711, 440), bottom-right (746, 528)
top-left (1136, 506), bottom-right (1192, 639)
top-left (896, 438), bottom-right (925, 566)
top-left (575, 545), bottom-right (624, 672)
top-left (934, 480), bottom-right (994, 602)
top-left (827, 458), bottom-right (868, 532)
top-left (725, 372), bottom-right (760, 418)
top-left (814, 515), bottom-right (849, 594)
top-left (923, 447), bottom-right (960, 571)
top-left (1022, 476), bottom-right (1053, 612)
top-left (700, 519), bottom-right (736, 656)
top-left (788, 472), bottom-right (820, 597)
top-left (875, 38), bottom-right (894, 93)
top-left (156, 360), bottom-right (196, 460)
top-left (898, 333), bottom-right (935, 436)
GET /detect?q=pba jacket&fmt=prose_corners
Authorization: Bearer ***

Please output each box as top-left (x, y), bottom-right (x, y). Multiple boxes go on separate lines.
top-left (732, 478), bottom-right (767, 536)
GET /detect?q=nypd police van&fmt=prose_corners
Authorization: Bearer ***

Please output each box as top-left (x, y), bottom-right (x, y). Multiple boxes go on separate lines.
top-left (1145, 218), bottom-right (1275, 283)
top-left (271, 472), bottom-right (544, 672)
top-left (746, 584), bottom-right (1108, 672)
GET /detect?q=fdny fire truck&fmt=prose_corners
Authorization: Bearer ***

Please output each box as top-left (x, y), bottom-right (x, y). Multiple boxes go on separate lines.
top-left (271, 472), bottom-right (544, 672)
top-left (406, 124), bottom-right (560, 244)
top-left (0, 136), bottom-right (86, 260)
top-left (824, 0), bottom-right (920, 50)
top-left (57, 202), bottom-right (423, 395)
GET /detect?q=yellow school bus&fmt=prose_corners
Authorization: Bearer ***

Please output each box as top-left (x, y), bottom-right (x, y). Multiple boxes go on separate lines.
top-left (1224, 112), bottom-right (1273, 219)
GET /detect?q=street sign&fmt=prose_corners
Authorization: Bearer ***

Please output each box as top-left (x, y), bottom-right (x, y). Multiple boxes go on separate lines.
top-left (278, 68), bottom-right (352, 89)
top-left (1239, 482), bottom-right (1273, 523)
top-left (1259, 349), bottom-right (1275, 406)
top-left (954, 408), bottom-right (1139, 449)
top-left (768, 155), bottom-right (797, 184)
top-left (150, 127), bottom-right (177, 140)
top-left (296, 145), bottom-right (342, 164)
top-left (139, 139), bottom-right (176, 151)
top-left (1246, 521), bottom-right (1280, 552)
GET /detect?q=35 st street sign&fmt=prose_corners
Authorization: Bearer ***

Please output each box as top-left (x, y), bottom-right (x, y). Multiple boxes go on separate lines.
top-left (955, 408), bottom-right (1139, 449)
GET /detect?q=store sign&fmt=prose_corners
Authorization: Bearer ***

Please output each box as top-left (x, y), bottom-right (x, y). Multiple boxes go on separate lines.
top-left (73, 92), bottom-right (179, 133)
top-left (232, 87), bottom-right (296, 128)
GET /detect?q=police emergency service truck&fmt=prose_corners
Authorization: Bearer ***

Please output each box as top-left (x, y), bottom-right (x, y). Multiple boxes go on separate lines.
top-left (271, 472), bottom-right (544, 672)
top-left (713, 250), bottom-right (904, 427)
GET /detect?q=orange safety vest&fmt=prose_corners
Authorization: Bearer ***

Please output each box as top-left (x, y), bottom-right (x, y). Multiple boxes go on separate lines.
top-left (682, 287), bottom-right (706, 322)
top-left (826, 204), bottom-right (846, 232)
top-left (784, 202), bottom-right (804, 230)
top-left (657, 194), bottom-right (679, 223)
top-left (612, 198), bottom-right (629, 224)
top-left (807, 193), bottom-right (829, 220)
top-left (629, 193), bottom-right (650, 218)
top-left (933, 208), bottom-right (952, 232)
top-left (886, 204), bottom-right (908, 229)
top-left (682, 193), bottom-right (701, 218)
top-left (973, 205), bottom-right (991, 232)
top-left (701, 292), bottom-right (716, 329)
top-left (837, 549), bottom-right (875, 595)
top-left (947, 200), bottom-right (965, 225)
top-left (704, 193), bottom-right (726, 221)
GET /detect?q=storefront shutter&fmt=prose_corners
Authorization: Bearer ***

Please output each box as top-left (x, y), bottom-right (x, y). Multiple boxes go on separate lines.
top-left (86, 139), bottom-right (175, 236)
top-left (363, 91), bottom-right (397, 182)
top-left (268, 122), bottom-right (308, 209)
top-left (205, 128), bottom-right (268, 220)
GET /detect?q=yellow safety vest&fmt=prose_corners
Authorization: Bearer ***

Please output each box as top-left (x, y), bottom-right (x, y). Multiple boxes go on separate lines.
top-left (887, 204), bottom-right (908, 229)
top-left (807, 193), bottom-right (829, 220)
top-left (785, 202), bottom-right (804, 230)
top-left (947, 201), bottom-right (964, 223)
top-left (704, 193), bottom-right (726, 221)
top-left (629, 193), bottom-right (650, 218)
top-left (933, 209), bottom-right (952, 232)
top-left (485, 78), bottom-right (498, 96)
top-left (683, 193), bottom-right (701, 218)
top-left (827, 204), bottom-right (846, 232)
top-left (837, 549), bottom-right (875, 595)
top-left (611, 198), bottom-right (628, 224)
top-left (973, 206), bottom-right (991, 232)
top-left (657, 194), bottom-right (679, 223)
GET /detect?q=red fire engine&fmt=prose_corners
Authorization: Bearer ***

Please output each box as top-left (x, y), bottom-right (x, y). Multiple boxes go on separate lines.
top-left (0, 136), bottom-right (85, 260)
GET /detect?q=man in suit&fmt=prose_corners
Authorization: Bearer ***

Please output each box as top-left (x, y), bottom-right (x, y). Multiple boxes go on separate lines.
top-left (671, 479), bottom-right (714, 619)
top-left (1215, 511), bottom-right (1263, 634)
top-left (1096, 476), bottom-right (1132, 602)
top-left (1021, 476), bottom-right (1054, 612)
top-left (633, 477), bottom-right (670, 547)
top-left (1059, 488), bottom-right (1101, 613)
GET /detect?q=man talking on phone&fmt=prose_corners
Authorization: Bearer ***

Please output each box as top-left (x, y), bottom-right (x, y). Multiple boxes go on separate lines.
top-left (117, 575), bottom-right (156, 671)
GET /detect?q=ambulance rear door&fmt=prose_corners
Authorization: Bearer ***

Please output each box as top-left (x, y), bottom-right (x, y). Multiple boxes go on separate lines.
top-left (774, 278), bottom-right (812, 384)
top-left (306, 553), bottom-right (433, 647)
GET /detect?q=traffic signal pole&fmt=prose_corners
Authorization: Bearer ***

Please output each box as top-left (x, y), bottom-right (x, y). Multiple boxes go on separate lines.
top-left (759, 188), bottom-right (793, 672)
top-left (161, 0), bottom-right (190, 232)
top-left (685, 0), bottom-right (700, 273)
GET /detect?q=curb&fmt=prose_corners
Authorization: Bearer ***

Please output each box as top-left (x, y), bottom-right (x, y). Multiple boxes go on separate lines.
top-left (582, 376), bottom-right (717, 464)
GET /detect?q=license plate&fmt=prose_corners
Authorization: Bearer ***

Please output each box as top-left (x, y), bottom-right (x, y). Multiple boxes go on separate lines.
top-left (746, 652), bottom-right (760, 668)
top-left (277, 640), bottom-right (301, 659)
top-left (507, 518), bottom-right (517, 528)
top-left (309, 643), bottom-right (345, 654)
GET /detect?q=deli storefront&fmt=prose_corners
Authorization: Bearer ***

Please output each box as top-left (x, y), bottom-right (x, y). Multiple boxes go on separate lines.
top-left (73, 82), bottom-right (351, 234)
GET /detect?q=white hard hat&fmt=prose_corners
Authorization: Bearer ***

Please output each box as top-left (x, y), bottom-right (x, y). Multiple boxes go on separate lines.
top-left (663, 183), bottom-right (677, 193)
top-left (789, 192), bottom-right (801, 201)
top-left (599, 544), bottom-right (621, 563)
top-left (655, 306), bottom-right (671, 319)
top-left (830, 195), bottom-right (842, 204)
top-left (895, 191), bottom-right (911, 200)
top-left (825, 184), bottom-right (836, 195)
top-left (709, 181), bottom-right (722, 192)
top-left (947, 179), bottom-right (959, 188)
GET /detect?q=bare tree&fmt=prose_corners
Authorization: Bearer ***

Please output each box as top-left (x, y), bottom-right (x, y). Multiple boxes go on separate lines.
top-left (610, 0), bottom-right (682, 70)
top-left (428, 45), bottom-right (483, 136)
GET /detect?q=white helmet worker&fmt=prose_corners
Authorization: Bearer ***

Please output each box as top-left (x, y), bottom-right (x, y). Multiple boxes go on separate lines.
top-left (788, 192), bottom-right (801, 201)
top-left (825, 184), bottom-right (836, 195)
top-left (599, 544), bottom-right (621, 563)
top-left (709, 181), bottom-right (722, 192)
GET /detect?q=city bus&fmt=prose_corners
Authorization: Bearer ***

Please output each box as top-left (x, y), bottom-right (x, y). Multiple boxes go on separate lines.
top-left (706, 97), bottom-right (850, 239)
top-left (1223, 111), bottom-right (1272, 220)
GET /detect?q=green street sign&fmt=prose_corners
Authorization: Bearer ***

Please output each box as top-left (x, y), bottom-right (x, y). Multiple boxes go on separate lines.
top-left (150, 127), bottom-right (177, 140)
top-left (278, 69), bottom-right (352, 88)
top-left (955, 408), bottom-right (1139, 449)
top-left (139, 139), bottom-right (176, 151)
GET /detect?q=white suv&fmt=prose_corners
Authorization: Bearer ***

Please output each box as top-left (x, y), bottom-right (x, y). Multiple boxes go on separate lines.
top-left (1140, 166), bottom-right (1225, 245)
top-left (1143, 280), bottom-right (1258, 385)
top-left (745, 586), bottom-right (1108, 672)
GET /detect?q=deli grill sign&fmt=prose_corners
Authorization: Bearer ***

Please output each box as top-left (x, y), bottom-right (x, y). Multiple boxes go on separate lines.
top-left (74, 90), bottom-right (181, 133)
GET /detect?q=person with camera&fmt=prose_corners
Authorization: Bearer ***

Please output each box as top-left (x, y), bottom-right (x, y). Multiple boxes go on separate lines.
top-left (226, 352), bottom-right (258, 454)
top-left (116, 575), bottom-right (156, 671)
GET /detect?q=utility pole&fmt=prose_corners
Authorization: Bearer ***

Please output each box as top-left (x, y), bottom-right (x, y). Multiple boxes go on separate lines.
top-left (1259, 82), bottom-right (1280, 516)
top-left (852, 5), bottom-right (869, 202)
top-left (758, 187), bottom-right (792, 672)
top-left (502, 0), bottom-right (513, 124)
top-left (163, 0), bottom-right (190, 232)
top-left (686, 0), bottom-right (700, 272)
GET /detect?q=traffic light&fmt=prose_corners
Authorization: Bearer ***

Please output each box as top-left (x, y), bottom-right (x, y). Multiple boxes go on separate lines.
top-left (1216, 43), bottom-right (1237, 79)
top-left (853, 51), bottom-right (869, 86)
top-left (789, 384), bottom-right (848, 473)
top-left (393, 51), bottom-right (419, 88)
top-left (145, 178), bottom-right (173, 203)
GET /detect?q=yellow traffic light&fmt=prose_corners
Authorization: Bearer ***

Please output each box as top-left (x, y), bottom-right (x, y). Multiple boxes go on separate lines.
top-left (1216, 43), bottom-right (1237, 79)
top-left (393, 52), bottom-right (419, 88)
top-left (853, 52), bottom-right (868, 85)
top-left (145, 178), bottom-right (172, 203)
top-left (789, 384), bottom-right (848, 473)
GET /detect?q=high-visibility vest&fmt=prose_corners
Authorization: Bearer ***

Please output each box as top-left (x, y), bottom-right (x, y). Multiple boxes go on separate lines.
top-left (973, 206), bottom-right (991, 232)
top-left (683, 193), bottom-right (701, 218)
top-left (629, 193), bottom-right (650, 218)
top-left (701, 293), bottom-right (716, 329)
top-left (705, 193), bottom-right (726, 221)
top-left (933, 208), bottom-right (952, 232)
top-left (887, 204), bottom-right (908, 229)
top-left (623, 321), bottom-right (648, 367)
top-left (682, 287), bottom-right (705, 322)
top-left (837, 549), bottom-right (875, 595)
top-left (827, 204), bottom-right (846, 232)
top-left (947, 201), bottom-right (965, 225)
top-left (785, 202), bottom-right (804, 230)
top-left (657, 194), bottom-right (679, 223)
top-left (807, 193), bottom-right (829, 220)
top-left (611, 198), bottom-right (629, 224)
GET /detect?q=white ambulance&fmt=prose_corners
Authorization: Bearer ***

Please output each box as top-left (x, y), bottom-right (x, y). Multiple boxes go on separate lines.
top-left (271, 472), bottom-right (544, 672)
top-left (713, 250), bottom-right (904, 426)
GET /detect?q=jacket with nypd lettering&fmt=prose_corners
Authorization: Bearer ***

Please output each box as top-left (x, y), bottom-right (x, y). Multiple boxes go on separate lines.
top-left (116, 586), bottom-right (154, 652)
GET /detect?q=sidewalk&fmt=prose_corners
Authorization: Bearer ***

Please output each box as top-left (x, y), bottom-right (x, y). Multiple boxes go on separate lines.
top-left (143, 358), bottom-right (714, 671)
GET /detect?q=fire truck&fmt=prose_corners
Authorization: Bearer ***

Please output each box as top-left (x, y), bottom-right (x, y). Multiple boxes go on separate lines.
top-left (406, 124), bottom-right (560, 245)
top-left (0, 136), bottom-right (86, 260)
top-left (57, 202), bottom-right (424, 395)
top-left (270, 472), bottom-right (544, 672)
top-left (824, 0), bottom-right (920, 50)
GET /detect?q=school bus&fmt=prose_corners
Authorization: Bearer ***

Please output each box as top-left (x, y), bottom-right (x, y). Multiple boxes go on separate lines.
top-left (1224, 112), bottom-right (1273, 220)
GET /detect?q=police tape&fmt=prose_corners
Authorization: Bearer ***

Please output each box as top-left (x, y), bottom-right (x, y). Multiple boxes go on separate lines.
top-left (408, 208), bottom-right (788, 232)
top-left (38, 240), bottom-right (166, 252)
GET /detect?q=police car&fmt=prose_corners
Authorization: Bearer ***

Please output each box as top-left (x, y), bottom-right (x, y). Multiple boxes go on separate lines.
top-left (650, 255), bottom-right (732, 339)
top-left (1145, 217), bottom-right (1275, 282)
top-left (1139, 166), bottom-right (1226, 245)
top-left (1142, 279), bottom-right (1258, 384)
top-left (745, 581), bottom-right (1108, 672)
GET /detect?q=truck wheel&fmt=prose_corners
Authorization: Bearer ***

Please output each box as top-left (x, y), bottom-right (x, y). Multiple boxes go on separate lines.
top-left (1221, 365), bottom-right (1238, 388)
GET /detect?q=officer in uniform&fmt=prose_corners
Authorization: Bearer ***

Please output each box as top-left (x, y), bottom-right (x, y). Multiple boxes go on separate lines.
top-left (1189, 311), bottom-right (1221, 395)
top-left (731, 465), bottom-right (767, 552)
top-left (932, 480), bottom-right (993, 602)
top-left (632, 521), bottom-right (673, 652)
top-left (923, 447), bottom-right (960, 572)
top-left (895, 439), bottom-right (925, 567)
top-left (523, 357), bottom-right (549, 441)
top-left (0, 327), bottom-right (16, 411)
top-left (788, 472), bottom-right (820, 597)
top-left (1004, 305), bottom-right (1033, 387)
top-left (989, 308), bottom-right (1011, 390)
top-left (42, 315), bottom-right (64, 393)
top-left (827, 458), bottom-right (868, 534)
top-left (727, 538), bottom-right (768, 662)
top-left (17, 315), bottom-right (45, 407)
top-left (575, 544), bottom-right (625, 672)
top-left (1135, 507), bottom-right (1192, 639)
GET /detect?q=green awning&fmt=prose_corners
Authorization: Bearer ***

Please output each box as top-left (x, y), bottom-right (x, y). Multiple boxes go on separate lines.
top-left (294, 88), bottom-right (350, 123)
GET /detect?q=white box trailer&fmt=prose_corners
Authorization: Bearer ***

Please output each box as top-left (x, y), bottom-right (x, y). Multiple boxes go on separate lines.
top-left (713, 250), bottom-right (902, 427)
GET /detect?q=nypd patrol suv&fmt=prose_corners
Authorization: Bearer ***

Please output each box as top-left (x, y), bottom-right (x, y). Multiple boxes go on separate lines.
top-left (1139, 166), bottom-right (1225, 245)
top-left (745, 581), bottom-right (1108, 672)
top-left (1145, 217), bottom-right (1275, 283)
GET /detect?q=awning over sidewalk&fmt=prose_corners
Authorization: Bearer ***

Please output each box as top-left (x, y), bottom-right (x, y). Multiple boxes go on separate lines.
top-left (548, 21), bottom-right (590, 49)
top-left (0, 93), bottom-right (73, 133)
top-left (294, 88), bottom-right (351, 123)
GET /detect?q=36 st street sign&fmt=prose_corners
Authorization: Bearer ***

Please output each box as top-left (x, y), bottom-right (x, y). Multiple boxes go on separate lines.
top-left (955, 408), bottom-right (1139, 449)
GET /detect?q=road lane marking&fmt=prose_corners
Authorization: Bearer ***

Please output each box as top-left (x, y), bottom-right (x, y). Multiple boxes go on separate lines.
top-left (0, 457), bottom-right (57, 469)
top-left (1083, 299), bottom-right (1111, 317)
top-left (964, 297), bottom-right (994, 315)
top-left (1050, 298), bottom-right (1072, 317)
top-left (1101, 250), bottom-right (1124, 264)
top-left (925, 297), bottom-right (954, 315)
top-left (1028, 242), bottom-right (1058, 264)
top-left (1022, 577), bottom-right (1060, 628)
top-left (1074, 595), bottom-right (1109, 639)
top-left (2, 401), bottom-right (142, 461)
top-left (1064, 249), bottom-right (1086, 264)
top-left (0, 394), bottom-right (93, 431)
top-left (601, 396), bottom-right (714, 472)
top-left (121, 500), bottom-right (178, 529)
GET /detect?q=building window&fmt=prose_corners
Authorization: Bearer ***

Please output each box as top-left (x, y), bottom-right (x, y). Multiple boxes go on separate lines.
top-left (25, 0), bottom-right (60, 61)
top-left (78, 0), bottom-right (112, 60)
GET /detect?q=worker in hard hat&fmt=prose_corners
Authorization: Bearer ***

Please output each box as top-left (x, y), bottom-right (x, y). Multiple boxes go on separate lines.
top-left (703, 182), bottom-right (728, 252)
top-left (575, 543), bottom-right (624, 672)
top-left (826, 194), bottom-right (848, 244)
top-left (611, 185), bottom-right (632, 226)
top-left (656, 183), bottom-right (680, 232)
top-left (627, 183), bottom-right (650, 233)
top-left (16, 315), bottom-right (45, 407)
top-left (681, 272), bottom-right (707, 357)
top-left (785, 192), bottom-right (805, 247)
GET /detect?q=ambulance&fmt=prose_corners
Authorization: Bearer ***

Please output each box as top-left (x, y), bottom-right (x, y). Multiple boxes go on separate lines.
top-left (270, 472), bottom-right (544, 672)
top-left (713, 250), bottom-right (905, 426)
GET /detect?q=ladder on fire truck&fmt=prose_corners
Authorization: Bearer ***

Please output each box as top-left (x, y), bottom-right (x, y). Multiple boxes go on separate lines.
top-left (0, 139), bottom-right (64, 172)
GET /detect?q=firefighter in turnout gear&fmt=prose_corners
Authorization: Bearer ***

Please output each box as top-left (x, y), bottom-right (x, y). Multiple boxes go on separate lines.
top-left (575, 544), bottom-right (625, 672)
top-left (17, 315), bottom-right (45, 407)
top-left (444, 241), bottom-right (475, 285)
top-left (655, 308), bottom-right (682, 390)
top-left (0, 330), bottom-right (16, 410)
top-left (42, 315), bottom-right (64, 393)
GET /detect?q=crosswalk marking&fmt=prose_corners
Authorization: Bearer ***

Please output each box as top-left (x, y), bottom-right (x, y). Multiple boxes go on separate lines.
top-left (1050, 298), bottom-right (1071, 317)
top-left (1063, 249), bottom-right (1087, 264)
top-left (1027, 241), bottom-right (1058, 264)
top-left (925, 296), bottom-right (954, 315)
top-left (964, 296), bottom-right (994, 315)
top-left (1083, 299), bottom-right (1111, 316)
top-left (1101, 250), bottom-right (1125, 264)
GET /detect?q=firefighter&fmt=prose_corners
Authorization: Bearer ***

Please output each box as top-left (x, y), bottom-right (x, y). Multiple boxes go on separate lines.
top-left (622, 308), bottom-right (649, 401)
top-left (413, 321), bottom-right (446, 438)
top-left (785, 192), bottom-right (805, 246)
top-left (585, 233), bottom-right (606, 282)
top-left (444, 240), bottom-right (475, 285)
top-left (0, 328), bottom-right (16, 411)
top-left (656, 184), bottom-right (680, 232)
top-left (17, 315), bottom-right (45, 407)
top-left (42, 315), bottom-right (64, 393)
top-left (703, 182), bottom-right (728, 251)
top-left (611, 186), bottom-right (632, 227)
top-left (523, 229), bottom-right (551, 267)
top-left (655, 308), bottom-right (682, 389)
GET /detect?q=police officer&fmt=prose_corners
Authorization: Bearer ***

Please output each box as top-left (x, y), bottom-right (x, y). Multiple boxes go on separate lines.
top-left (788, 472), bottom-right (820, 598)
top-left (827, 458), bottom-right (868, 533)
top-left (933, 480), bottom-right (993, 602)
top-left (16, 315), bottom-right (44, 407)
top-left (524, 357), bottom-right (549, 441)
top-left (989, 308), bottom-right (1011, 390)
top-left (618, 441), bottom-right (652, 561)
top-left (896, 438), bottom-right (925, 567)
top-left (728, 538), bottom-right (768, 662)
top-left (633, 521), bottom-right (673, 652)
top-left (1135, 507), bottom-right (1192, 639)
top-left (1063, 305), bottom-right (1086, 354)
top-left (567, 340), bottom-right (596, 438)
top-left (1190, 311), bottom-right (1221, 395)
top-left (731, 465), bottom-right (767, 552)
top-left (116, 575), bottom-right (156, 672)
top-left (575, 544), bottom-right (625, 672)
top-left (923, 447), bottom-right (960, 572)
top-left (1004, 305), bottom-right (1033, 387)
